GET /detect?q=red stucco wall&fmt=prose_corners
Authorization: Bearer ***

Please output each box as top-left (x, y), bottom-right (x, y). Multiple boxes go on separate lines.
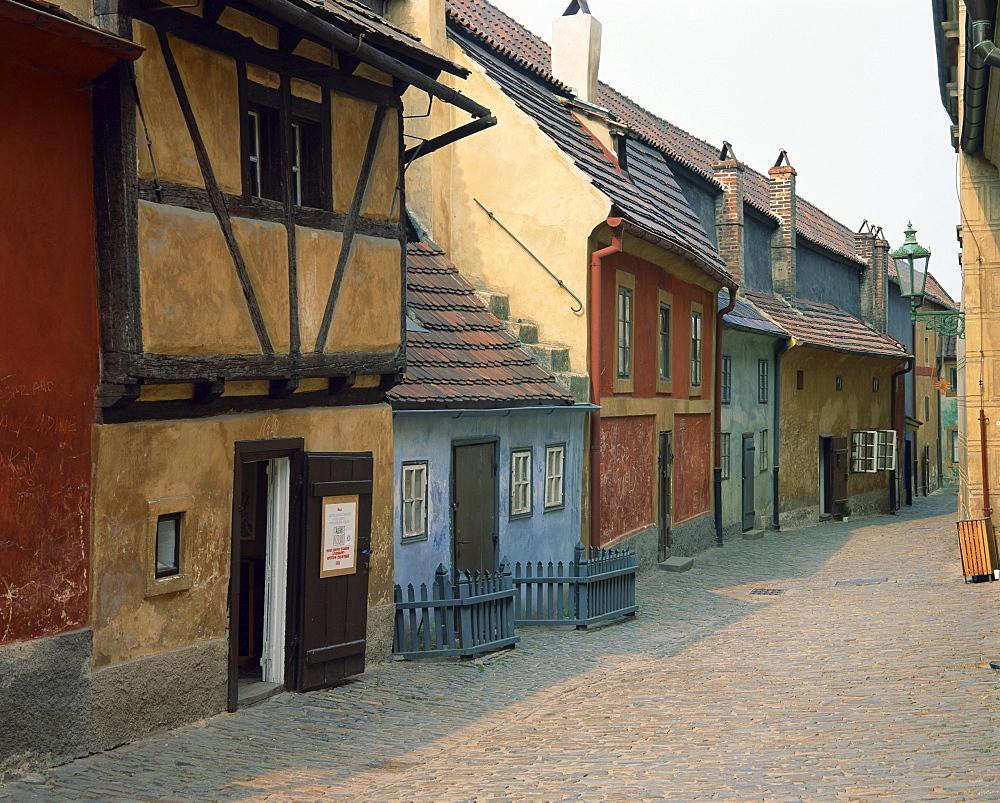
top-left (599, 415), bottom-right (654, 545)
top-left (0, 58), bottom-right (100, 645)
top-left (674, 413), bottom-right (712, 523)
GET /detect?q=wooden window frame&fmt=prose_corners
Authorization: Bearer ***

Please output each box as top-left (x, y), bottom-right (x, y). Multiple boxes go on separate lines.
top-left (510, 448), bottom-right (533, 519)
top-left (851, 430), bottom-right (878, 473)
top-left (614, 271), bottom-right (635, 394)
top-left (401, 461), bottom-right (429, 542)
top-left (949, 427), bottom-right (959, 463)
top-left (690, 302), bottom-right (704, 393)
top-left (721, 355), bottom-right (732, 404)
top-left (544, 444), bottom-right (566, 511)
top-left (876, 429), bottom-right (897, 472)
top-left (656, 289), bottom-right (673, 394)
top-left (759, 429), bottom-right (769, 472)
top-left (758, 358), bottom-right (769, 404)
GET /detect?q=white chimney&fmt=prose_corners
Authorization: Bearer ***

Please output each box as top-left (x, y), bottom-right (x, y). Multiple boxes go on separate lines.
top-left (551, 7), bottom-right (602, 105)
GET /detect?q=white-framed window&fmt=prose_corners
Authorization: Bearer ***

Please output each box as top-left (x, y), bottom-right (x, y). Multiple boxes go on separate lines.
top-left (950, 428), bottom-right (959, 463)
top-left (617, 286), bottom-right (633, 379)
top-left (690, 308), bottom-right (703, 387)
top-left (658, 302), bottom-right (672, 382)
top-left (402, 462), bottom-right (428, 540)
top-left (758, 359), bottom-right (769, 404)
top-left (510, 449), bottom-right (532, 517)
top-left (721, 355), bottom-right (732, 404)
top-left (759, 429), bottom-right (769, 471)
top-left (544, 444), bottom-right (565, 510)
top-left (851, 430), bottom-right (878, 473)
top-left (720, 433), bottom-right (731, 480)
top-left (876, 429), bottom-right (897, 472)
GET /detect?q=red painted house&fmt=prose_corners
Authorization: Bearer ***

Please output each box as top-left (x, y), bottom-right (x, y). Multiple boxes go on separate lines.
top-left (0, 0), bottom-right (141, 776)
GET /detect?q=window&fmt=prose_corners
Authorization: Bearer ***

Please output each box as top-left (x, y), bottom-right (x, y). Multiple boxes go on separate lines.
top-left (758, 359), bottom-right (769, 404)
top-left (872, 377), bottom-right (880, 393)
top-left (796, 370), bottom-right (804, 390)
top-left (950, 428), bottom-right (959, 463)
top-left (836, 375), bottom-right (843, 392)
top-left (401, 462), bottom-right (428, 540)
top-left (658, 302), bottom-right (671, 382)
top-left (247, 104), bottom-right (280, 202)
top-left (155, 514), bottom-right (181, 578)
top-left (851, 430), bottom-right (877, 473)
top-left (544, 445), bottom-right (565, 509)
top-left (924, 334), bottom-right (930, 366)
top-left (690, 308), bottom-right (703, 388)
top-left (924, 395), bottom-right (930, 423)
top-left (290, 118), bottom-right (323, 207)
top-left (949, 366), bottom-right (958, 394)
top-left (720, 433), bottom-right (731, 479)
top-left (617, 286), bottom-right (633, 379)
top-left (759, 429), bottom-right (769, 471)
top-left (510, 449), bottom-right (532, 517)
top-left (852, 430), bottom-right (896, 472)
top-left (876, 430), bottom-right (897, 471)
top-left (721, 355), bottom-right (732, 404)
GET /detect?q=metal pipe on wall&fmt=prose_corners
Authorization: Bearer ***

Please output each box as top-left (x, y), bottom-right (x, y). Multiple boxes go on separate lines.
top-left (889, 358), bottom-right (915, 513)
top-left (771, 337), bottom-right (790, 531)
top-left (713, 288), bottom-right (737, 547)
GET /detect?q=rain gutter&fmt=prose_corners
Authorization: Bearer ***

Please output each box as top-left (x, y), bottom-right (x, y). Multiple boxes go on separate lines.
top-left (393, 404), bottom-right (598, 418)
top-left (962, 0), bottom-right (998, 153)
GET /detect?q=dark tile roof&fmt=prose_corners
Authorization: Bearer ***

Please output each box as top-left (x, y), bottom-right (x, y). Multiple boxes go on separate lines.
top-left (446, 0), bottom-right (866, 265)
top-left (745, 291), bottom-right (910, 360)
top-left (447, 3), bottom-right (730, 284)
top-left (388, 241), bottom-right (576, 409)
top-left (306, 0), bottom-right (467, 77)
top-left (943, 335), bottom-right (957, 359)
top-left (719, 289), bottom-right (787, 338)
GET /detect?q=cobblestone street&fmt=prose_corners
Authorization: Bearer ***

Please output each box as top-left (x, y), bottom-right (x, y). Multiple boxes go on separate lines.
top-left (4, 490), bottom-right (1000, 801)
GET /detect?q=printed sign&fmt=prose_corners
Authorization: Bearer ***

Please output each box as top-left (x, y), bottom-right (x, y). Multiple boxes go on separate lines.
top-left (320, 495), bottom-right (358, 578)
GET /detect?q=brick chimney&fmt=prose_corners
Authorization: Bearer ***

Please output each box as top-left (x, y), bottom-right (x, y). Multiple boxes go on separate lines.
top-left (768, 150), bottom-right (797, 301)
top-left (552, 1), bottom-right (602, 105)
top-left (711, 143), bottom-right (745, 286)
top-left (856, 224), bottom-right (888, 334)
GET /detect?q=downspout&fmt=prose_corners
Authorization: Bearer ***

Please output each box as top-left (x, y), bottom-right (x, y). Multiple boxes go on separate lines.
top-left (588, 217), bottom-right (624, 550)
top-left (771, 337), bottom-right (790, 531)
top-left (979, 408), bottom-right (993, 519)
top-left (890, 357), bottom-right (915, 513)
top-left (713, 288), bottom-right (738, 548)
top-left (962, 0), bottom-right (998, 153)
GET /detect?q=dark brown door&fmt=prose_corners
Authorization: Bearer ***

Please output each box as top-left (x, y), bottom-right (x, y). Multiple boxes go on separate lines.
top-left (832, 437), bottom-right (849, 516)
top-left (658, 432), bottom-right (672, 561)
top-left (742, 434), bottom-right (755, 530)
top-left (453, 442), bottom-right (496, 575)
top-left (821, 437), bottom-right (835, 515)
top-left (295, 452), bottom-right (373, 692)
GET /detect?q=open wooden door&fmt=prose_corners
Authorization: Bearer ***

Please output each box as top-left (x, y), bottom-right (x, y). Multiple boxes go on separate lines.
top-left (295, 452), bottom-right (373, 692)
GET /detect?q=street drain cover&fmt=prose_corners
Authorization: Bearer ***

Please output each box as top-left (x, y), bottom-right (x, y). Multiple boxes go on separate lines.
top-left (835, 577), bottom-right (888, 586)
top-left (749, 588), bottom-right (785, 595)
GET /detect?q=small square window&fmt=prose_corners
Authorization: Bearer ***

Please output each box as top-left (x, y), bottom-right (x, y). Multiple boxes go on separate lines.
top-left (872, 377), bottom-right (880, 393)
top-left (402, 462), bottom-right (428, 540)
top-left (155, 514), bottom-right (181, 578)
top-left (511, 449), bottom-right (532, 517)
top-left (544, 445), bottom-right (565, 510)
top-left (796, 370), bottom-right (804, 390)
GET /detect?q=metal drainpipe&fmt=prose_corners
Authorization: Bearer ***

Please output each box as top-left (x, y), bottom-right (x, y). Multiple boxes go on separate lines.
top-left (889, 358), bottom-right (915, 513)
top-left (771, 337), bottom-right (790, 531)
top-left (962, 0), bottom-right (998, 153)
top-left (588, 217), bottom-right (624, 551)
top-left (980, 408), bottom-right (993, 519)
top-left (713, 289), bottom-right (738, 547)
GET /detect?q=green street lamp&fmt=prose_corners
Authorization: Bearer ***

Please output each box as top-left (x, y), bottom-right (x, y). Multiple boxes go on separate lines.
top-left (890, 222), bottom-right (964, 338)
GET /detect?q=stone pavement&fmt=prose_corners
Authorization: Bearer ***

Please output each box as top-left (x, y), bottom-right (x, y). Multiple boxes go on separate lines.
top-left (4, 490), bottom-right (1000, 802)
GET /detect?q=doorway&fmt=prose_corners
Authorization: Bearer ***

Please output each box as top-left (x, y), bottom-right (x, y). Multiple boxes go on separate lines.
top-left (741, 434), bottom-right (755, 530)
top-left (820, 436), bottom-right (834, 516)
top-left (658, 431), bottom-right (672, 561)
top-left (452, 441), bottom-right (497, 574)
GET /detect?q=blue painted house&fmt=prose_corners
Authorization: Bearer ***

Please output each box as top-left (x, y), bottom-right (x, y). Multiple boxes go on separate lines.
top-left (388, 238), bottom-right (590, 588)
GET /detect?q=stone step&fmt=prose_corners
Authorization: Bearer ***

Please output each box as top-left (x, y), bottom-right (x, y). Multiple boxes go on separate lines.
top-left (658, 556), bottom-right (694, 573)
top-left (742, 529), bottom-right (765, 540)
top-left (504, 320), bottom-right (539, 344)
top-left (525, 343), bottom-right (571, 373)
top-left (554, 372), bottom-right (590, 403)
top-left (474, 290), bottom-right (509, 320)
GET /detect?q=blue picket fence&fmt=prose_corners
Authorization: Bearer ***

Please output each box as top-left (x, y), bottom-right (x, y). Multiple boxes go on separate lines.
top-left (513, 542), bottom-right (637, 629)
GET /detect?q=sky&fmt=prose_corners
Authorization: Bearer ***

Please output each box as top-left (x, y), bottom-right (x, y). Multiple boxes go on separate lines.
top-left (487, 0), bottom-right (962, 301)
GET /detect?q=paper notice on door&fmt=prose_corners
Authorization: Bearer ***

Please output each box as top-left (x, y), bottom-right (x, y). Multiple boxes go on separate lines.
top-left (320, 495), bottom-right (358, 578)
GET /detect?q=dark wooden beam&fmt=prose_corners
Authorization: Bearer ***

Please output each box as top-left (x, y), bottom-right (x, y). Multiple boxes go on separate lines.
top-left (328, 372), bottom-right (356, 395)
top-left (193, 379), bottom-right (226, 404)
top-left (269, 376), bottom-right (299, 398)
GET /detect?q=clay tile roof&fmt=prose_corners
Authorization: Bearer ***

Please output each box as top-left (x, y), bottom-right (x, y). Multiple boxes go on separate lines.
top-left (388, 241), bottom-right (576, 410)
top-left (446, 0), bottom-right (729, 282)
top-left (304, 0), bottom-right (467, 77)
top-left (745, 291), bottom-right (910, 360)
top-left (796, 198), bottom-right (866, 265)
top-left (719, 289), bottom-right (787, 337)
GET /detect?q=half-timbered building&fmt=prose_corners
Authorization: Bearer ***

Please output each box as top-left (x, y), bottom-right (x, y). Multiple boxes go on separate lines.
top-left (85, 0), bottom-right (485, 752)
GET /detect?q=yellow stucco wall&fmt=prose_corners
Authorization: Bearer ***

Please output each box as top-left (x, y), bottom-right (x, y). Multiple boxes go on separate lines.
top-left (90, 405), bottom-right (394, 668)
top-left (325, 235), bottom-right (402, 353)
top-left (778, 348), bottom-right (902, 524)
top-left (400, 36), bottom-right (609, 375)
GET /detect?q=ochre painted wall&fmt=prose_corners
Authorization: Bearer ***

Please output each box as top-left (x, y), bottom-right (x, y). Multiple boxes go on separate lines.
top-left (89, 405), bottom-right (393, 668)
top-left (778, 348), bottom-right (901, 526)
top-left (0, 58), bottom-right (99, 645)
